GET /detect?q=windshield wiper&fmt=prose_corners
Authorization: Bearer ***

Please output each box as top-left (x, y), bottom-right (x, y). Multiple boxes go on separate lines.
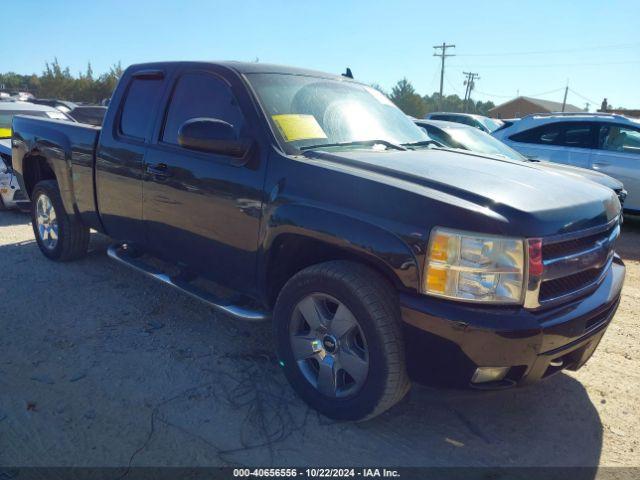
top-left (300, 139), bottom-right (407, 152)
top-left (401, 140), bottom-right (442, 149)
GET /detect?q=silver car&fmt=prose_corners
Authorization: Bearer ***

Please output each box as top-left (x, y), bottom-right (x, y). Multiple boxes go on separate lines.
top-left (414, 118), bottom-right (627, 209)
top-left (492, 113), bottom-right (640, 213)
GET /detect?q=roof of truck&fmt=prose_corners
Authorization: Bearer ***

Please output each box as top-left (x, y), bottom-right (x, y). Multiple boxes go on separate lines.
top-left (128, 61), bottom-right (351, 81)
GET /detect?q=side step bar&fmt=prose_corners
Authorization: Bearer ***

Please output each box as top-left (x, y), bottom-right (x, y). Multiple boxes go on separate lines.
top-left (107, 244), bottom-right (270, 321)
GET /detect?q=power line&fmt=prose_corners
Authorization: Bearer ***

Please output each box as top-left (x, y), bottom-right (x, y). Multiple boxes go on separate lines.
top-left (569, 88), bottom-right (598, 105)
top-left (448, 60), bottom-right (640, 69)
top-left (456, 42), bottom-right (640, 57)
top-left (433, 42), bottom-right (455, 109)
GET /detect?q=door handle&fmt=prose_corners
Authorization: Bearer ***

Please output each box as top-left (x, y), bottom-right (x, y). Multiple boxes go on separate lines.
top-left (593, 162), bottom-right (611, 168)
top-left (146, 162), bottom-right (171, 177)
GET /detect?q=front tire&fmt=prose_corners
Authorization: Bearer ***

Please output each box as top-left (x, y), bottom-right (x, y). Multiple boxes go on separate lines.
top-left (31, 180), bottom-right (89, 261)
top-left (274, 261), bottom-right (410, 421)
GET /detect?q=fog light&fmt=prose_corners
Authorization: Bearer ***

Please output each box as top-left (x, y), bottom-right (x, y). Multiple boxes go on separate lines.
top-left (471, 367), bottom-right (510, 384)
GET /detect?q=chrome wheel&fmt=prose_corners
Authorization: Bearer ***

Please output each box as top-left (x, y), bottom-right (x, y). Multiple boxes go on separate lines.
top-left (289, 293), bottom-right (369, 398)
top-left (35, 193), bottom-right (58, 250)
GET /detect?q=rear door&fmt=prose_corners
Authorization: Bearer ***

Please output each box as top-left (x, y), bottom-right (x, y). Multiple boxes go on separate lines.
top-left (142, 67), bottom-right (266, 293)
top-left (592, 123), bottom-right (640, 211)
top-left (95, 70), bottom-right (166, 244)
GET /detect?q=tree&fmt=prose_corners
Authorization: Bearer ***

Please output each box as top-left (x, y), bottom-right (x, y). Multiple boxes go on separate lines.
top-left (0, 59), bottom-right (123, 104)
top-left (389, 78), bottom-right (426, 118)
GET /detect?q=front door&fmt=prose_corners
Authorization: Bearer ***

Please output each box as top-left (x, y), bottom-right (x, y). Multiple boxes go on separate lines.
top-left (592, 123), bottom-right (640, 211)
top-left (142, 69), bottom-right (265, 294)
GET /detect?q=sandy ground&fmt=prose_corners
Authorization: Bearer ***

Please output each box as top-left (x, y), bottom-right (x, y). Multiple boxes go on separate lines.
top-left (0, 210), bottom-right (638, 469)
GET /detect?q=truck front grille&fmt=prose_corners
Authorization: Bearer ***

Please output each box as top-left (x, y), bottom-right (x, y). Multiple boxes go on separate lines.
top-left (535, 217), bottom-right (620, 306)
top-left (539, 268), bottom-right (602, 301)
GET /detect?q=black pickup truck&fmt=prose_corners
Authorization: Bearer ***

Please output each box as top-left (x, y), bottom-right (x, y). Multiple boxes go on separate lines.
top-left (12, 61), bottom-right (625, 421)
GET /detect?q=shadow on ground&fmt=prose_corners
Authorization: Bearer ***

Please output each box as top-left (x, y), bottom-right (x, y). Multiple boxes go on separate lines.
top-left (0, 234), bottom-right (604, 471)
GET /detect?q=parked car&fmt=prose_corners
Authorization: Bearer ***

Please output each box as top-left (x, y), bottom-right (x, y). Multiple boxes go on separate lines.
top-left (0, 138), bottom-right (24, 210)
top-left (414, 119), bottom-right (627, 207)
top-left (67, 105), bottom-right (108, 126)
top-left (12, 61), bottom-right (625, 421)
top-left (493, 112), bottom-right (640, 213)
top-left (0, 102), bottom-right (74, 210)
top-left (28, 98), bottom-right (78, 114)
top-left (423, 112), bottom-right (503, 133)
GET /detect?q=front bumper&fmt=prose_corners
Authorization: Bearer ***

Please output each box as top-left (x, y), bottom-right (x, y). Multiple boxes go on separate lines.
top-left (400, 256), bottom-right (625, 387)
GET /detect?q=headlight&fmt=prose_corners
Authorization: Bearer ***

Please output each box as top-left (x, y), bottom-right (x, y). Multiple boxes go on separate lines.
top-left (424, 227), bottom-right (525, 304)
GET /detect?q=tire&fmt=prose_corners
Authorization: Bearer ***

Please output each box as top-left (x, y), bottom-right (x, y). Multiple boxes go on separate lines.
top-left (274, 260), bottom-right (410, 421)
top-left (31, 180), bottom-right (89, 261)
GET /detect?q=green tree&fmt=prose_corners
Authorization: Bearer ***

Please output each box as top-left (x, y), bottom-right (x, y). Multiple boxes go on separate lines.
top-left (389, 78), bottom-right (426, 118)
top-left (0, 59), bottom-right (123, 104)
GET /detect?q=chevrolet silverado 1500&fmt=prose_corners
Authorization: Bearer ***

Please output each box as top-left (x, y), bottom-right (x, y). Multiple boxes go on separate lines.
top-left (11, 62), bottom-right (625, 420)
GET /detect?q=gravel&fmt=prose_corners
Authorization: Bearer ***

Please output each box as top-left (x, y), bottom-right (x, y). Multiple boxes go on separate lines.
top-left (0, 210), bottom-right (638, 467)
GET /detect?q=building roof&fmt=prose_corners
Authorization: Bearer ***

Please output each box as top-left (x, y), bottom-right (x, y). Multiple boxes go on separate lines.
top-left (490, 96), bottom-right (583, 114)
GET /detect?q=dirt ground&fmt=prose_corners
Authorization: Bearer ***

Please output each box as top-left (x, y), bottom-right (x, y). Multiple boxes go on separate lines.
top-left (0, 210), bottom-right (638, 469)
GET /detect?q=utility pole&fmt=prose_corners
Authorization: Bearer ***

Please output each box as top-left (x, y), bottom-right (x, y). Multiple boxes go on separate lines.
top-left (433, 42), bottom-right (455, 110)
top-left (561, 83), bottom-right (569, 112)
top-left (463, 72), bottom-right (479, 112)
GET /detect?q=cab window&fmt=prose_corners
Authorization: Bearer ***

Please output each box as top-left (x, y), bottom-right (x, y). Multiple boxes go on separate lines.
top-left (120, 77), bottom-right (164, 140)
top-left (162, 72), bottom-right (245, 146)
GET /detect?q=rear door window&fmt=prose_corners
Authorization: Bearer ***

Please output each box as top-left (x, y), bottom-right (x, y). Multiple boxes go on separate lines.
top-left (510, 122), bottom-right (595, 148)
top-left (120, 78), bottom-right (164, 140)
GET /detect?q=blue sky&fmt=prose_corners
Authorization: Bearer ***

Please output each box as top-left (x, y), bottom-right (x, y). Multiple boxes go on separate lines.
top-left (5, 0), bottom-right (640, 109)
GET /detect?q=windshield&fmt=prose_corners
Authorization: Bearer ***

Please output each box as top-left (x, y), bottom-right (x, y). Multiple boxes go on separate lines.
top-left (0, 109), bottom-right (70, 138)
top-left (478, 117), bottom-right (503, 132)
top-left (445, 126), bottom-right (526, 161)
top-left (246, 73), bottom-right (429, 151)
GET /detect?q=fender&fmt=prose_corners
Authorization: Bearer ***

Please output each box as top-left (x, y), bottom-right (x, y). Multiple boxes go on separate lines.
top-left (13, 116), bottom-right (100, 225)
top-left (260, 202), bottom-right (422, 294)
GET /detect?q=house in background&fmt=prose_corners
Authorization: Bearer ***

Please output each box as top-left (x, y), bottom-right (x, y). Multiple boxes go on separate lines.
top-left (488, 96), bottom-right (583, 118)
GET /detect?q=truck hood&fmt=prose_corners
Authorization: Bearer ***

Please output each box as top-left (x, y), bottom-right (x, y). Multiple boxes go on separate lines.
top-left (532, 160), bottom-right (623, 191)
top-left (303, 148), bottom-right (620, 235)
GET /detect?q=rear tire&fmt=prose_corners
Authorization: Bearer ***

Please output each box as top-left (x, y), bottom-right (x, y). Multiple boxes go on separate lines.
top-left (274, 260), bottom-right (410, 421)
top-left (31, 180), bottom-right (89, 261)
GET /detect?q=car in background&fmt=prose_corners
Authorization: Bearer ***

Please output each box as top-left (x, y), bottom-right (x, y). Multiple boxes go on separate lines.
top-left (492, 112), bottom-right (640, 213)
top-left (67, 105), bottom-right (107, 126)
top-left (28, 98), bottom-right (78, 114)
top-left (0, 138), bottom-right (23, 210)
top-left (423, 112), bottom-right (503, 133)
top-left (0, 102), bottom-right (74, 210)
top-left (414, 118), bottom-right (627, 208)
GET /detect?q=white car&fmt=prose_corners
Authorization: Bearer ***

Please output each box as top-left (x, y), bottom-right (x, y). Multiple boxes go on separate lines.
top-left (493, 113), bottom-right (640, 213)
top-left (0, 102), bottom-right (74, 210)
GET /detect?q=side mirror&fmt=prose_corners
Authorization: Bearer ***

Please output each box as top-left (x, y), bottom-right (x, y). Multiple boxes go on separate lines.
top-left (177, 118), bottom-right (251, 159)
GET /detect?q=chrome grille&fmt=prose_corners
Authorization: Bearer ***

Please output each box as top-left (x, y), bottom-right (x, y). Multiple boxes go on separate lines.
top-left (525, 217), bottom-right (620, 308)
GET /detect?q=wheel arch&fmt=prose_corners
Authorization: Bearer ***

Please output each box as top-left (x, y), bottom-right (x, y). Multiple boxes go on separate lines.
top-left (260, 204), bottom-right (421, 307)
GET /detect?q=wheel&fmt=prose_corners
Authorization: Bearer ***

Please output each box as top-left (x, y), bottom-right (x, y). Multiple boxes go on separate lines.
top-left (31, 180), bottom-right (89, 261)
top-left (274, 260), bottom-right (410, 421)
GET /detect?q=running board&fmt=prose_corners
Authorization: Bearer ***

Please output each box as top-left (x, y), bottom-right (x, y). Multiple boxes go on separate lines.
top-left (107, 244), bottom-right (270, 321)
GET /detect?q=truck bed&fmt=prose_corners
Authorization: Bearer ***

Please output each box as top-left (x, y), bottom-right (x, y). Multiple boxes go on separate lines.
top-left (12, 115), bottom-right (102, 228)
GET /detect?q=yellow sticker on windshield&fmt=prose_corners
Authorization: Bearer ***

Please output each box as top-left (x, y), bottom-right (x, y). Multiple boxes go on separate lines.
top-left (0, 127), bottom-right (11, 138)
top-left (272, 114), bottom-right (327, 142)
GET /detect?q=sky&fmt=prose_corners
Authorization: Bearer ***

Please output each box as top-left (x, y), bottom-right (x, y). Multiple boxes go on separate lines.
top-left (3, 0), bottom-right (639, 110)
